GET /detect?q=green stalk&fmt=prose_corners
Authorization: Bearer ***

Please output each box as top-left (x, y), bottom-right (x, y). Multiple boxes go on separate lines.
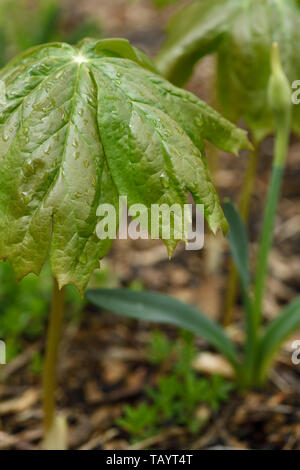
top-left (239, 143), bottom-right (260, 223)
top-left (250, 43), bottom-right (291, 385)
top-left (42, 277), bottom-right (65, 435)
top-left (252, 46), bottom-right (291, 332)
top-left (252, 127), bottom-right (289, 327)
top-left (223, 143), bottom-right (259, 326)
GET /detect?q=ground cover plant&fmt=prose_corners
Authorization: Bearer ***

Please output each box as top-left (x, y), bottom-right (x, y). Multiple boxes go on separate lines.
top-left (0, 37), bottom-right (249, 448)
top-left (117, 331), bottom-right (233, 442)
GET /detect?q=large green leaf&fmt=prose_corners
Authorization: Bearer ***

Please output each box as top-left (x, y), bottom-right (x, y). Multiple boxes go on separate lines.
top-left (157, 0), bottom-right (300, 142)
top-left (257, 296), bottom-right (300, 382)
top-left (86, 288), bottom-right (239, 369)
top-left (0, 38), bottom-right (250, 292)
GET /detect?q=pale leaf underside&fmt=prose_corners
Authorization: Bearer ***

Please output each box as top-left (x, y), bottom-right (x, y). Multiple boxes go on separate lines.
top-left (157, 0), bottom-right (300, 142)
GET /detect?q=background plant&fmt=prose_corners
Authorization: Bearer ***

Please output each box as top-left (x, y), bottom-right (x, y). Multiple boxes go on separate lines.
top-left (148, 0), bottom-right (181, 8)
top-left (0, 261), bottom-right (116, 362)
top-left (132, 0), bottom-right (182, 9)
top-left (87, 43), bottom-right (300, 390)
top-left (0, 0), bottom-right (103, 68)
top-left (156, 0), bottom-right (300, 323)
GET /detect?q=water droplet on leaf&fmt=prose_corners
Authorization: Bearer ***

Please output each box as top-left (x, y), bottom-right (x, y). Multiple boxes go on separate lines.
top-left (20, 191), bottom-right (31, 204)
top-left (160, 172), bottom-right (169, 188)
top-left (79, 252), bottom-right (87, 264)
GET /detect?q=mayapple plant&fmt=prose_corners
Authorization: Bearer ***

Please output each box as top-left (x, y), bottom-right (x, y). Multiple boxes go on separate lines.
top-left (87, 45), bottom-right (300, 390)
top-left (0, 38), bottom-right (250, 446)
top-left (157, 0), bottom-right (300, 142)
top-left (156, 0), bottom-right (300, 323)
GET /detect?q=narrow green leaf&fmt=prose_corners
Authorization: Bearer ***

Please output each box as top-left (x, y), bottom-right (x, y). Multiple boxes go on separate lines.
top-left (223, 200), bottom-right (249, 290)
top-left (257, 296), bottom-right (300, 382)
top-left (223, 201), bottom-right (254, 368)
top-left (86, 288), bottom-right (239, 369)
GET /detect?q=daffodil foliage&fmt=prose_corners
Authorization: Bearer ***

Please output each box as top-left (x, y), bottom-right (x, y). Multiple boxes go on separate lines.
top-left (0, 38), bottom-right (250, 292)
top-left (157, 0), bottom-right (300, 143)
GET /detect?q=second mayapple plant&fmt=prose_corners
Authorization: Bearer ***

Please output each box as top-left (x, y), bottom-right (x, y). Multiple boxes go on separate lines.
top-left (157, 0), bottom-right (300, 142)
top-left (156, 0), bottom-right (300, 323)
top-left (87, 44), bottom-right (300, 389)
top-left (0, 37), bottom-right (249, 446)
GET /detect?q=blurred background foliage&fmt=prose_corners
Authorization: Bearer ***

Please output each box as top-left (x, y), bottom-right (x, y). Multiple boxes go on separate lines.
top-left (0, 260), bottom-right (117, 361)
top-left (0, 0), bottom-right (103, 67)
top-left (150, 0), bottom-right (181, 8)
top-left (0, 262), bottom-right (82, 361)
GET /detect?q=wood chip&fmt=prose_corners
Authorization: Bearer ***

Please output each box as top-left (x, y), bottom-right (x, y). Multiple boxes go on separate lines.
top-left (0, 431), bottom-right (19, 450)
top-left (0, 388), bottom-right (39, 416)
top-left (78, 428), bottom-right (119, 450)
top-left (193, 352), bottom-right (234, 378)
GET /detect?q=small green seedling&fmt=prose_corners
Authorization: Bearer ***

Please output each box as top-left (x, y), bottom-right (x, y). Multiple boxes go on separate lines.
top-left (0, 37), bottom-right (249, 446)
top-left (117, 331), bottom-right (233, 442)
top-left (146, 330), bottom-right (173, 365)
top-left (87, 45), bottom-right (300, 389)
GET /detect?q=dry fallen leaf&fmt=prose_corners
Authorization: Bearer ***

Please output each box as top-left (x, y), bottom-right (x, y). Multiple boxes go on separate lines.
top-left (0, 388), bottom-right (39, 416)
top-left (192, 352), bottom-right (234, 378)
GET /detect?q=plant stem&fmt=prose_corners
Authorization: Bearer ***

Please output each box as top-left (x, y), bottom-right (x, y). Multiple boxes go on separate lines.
top-left (223, 144), bottom-right (259, 326)
top-left (208, 55), bottom-right (219, 185)
top-left (42, 277), bottom-right (65, 434)
top-left (205, 56), bottom-right (223, 277)
top-left (239, 144), bottom-right (260, 222)
top-left (252, 122), bottom-right (290, 330)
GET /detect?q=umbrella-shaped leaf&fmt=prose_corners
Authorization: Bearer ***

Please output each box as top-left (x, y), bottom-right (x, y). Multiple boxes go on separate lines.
top-left (0, 38), bottom-right (250, 292)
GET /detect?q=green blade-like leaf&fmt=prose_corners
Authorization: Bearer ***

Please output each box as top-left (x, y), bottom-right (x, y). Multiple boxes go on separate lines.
top-left (223, 200), bottom-right (250, 290)
top-left (223, 200), bottom-right (254, 371)
top-left (257, 296), bottom-right (300, 382)
top-left (0, 38), bottom-right (250, 292)
top-left (86, 288), bottom-right (239, 369)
